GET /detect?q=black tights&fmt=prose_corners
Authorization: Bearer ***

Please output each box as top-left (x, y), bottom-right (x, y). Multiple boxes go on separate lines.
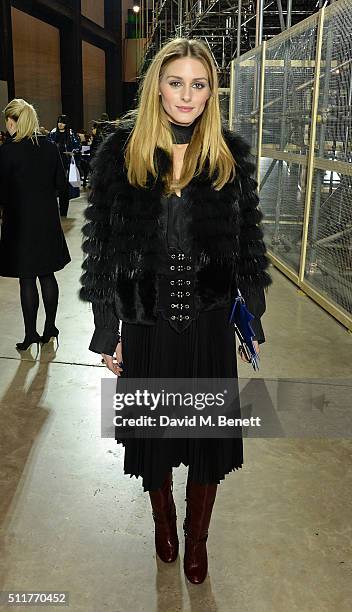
top-left (19, 274), bottom-right (59, 337)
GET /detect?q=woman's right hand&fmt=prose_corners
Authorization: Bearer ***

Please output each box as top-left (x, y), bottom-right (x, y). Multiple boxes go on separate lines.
top-left (101, 340), bottom-right (123, 376)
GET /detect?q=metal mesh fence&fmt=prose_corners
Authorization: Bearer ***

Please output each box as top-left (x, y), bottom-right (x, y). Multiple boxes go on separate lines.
top-left (305, 0), bottom-right (352, 316)
top-left (316, 0), bottom-right (352, 162)
top-left (259, 159), bottom-right (306, 273)
top-left (231, 48), bottom-right (262, 149)
top-left (263, 19), bottom-right (318, 155)
top-left (219, 88), bottom-right (230, 124)
top-left (305, 170), bottom-right (352, 314)
top-left (231, 0), bottom-right (352, 328)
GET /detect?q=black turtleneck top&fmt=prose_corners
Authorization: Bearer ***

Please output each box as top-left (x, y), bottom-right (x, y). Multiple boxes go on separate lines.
top-left (159, 118), bottom-right (197, 255)
top-left (169, 118), bottom-right (197, 144)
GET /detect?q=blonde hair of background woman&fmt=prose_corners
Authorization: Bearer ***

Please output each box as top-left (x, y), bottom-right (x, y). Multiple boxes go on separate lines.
top-left (121, 38), bottom-right (237, 195)
top-left (3, 98), bottom-right (40, 144)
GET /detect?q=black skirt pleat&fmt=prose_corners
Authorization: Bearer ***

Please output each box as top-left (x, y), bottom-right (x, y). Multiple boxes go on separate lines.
top-left (115, 307), bottom-right (243, 491)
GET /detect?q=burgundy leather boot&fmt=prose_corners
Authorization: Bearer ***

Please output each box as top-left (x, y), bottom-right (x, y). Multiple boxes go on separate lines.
top-left (183, 478), bottom-right (218, 584)
top-left (149, 470), bottom-right (179, 563)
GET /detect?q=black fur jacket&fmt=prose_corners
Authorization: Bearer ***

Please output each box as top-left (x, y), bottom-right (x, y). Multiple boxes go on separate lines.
top-left (79, 118), bottom-right (272, 355)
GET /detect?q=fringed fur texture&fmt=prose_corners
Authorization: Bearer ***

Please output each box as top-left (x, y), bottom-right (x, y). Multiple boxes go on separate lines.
top-left (79, 119), bottom-right (272, 322)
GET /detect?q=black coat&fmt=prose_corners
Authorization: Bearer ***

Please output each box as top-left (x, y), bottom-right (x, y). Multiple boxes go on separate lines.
top-left (47, 128), bottom-right (82, 201)
top-left (79, 118), bottom-right (272, 355)
top-left (0, 135), bottom-right (71, 277)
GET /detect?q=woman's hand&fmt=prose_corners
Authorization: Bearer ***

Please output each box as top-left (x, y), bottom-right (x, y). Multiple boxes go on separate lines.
top-left (101, 340), bottom-right (123, 376)
top-left (238, 340), bottom-right (259, 363)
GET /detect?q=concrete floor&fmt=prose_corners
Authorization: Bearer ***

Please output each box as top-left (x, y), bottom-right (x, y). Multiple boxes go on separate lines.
top-left (0, 195), bottom-right (351, 612)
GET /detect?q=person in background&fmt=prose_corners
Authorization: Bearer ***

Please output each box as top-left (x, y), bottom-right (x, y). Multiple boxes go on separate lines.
top-left (0, 133), bottom-right (6, 222)
top-left (89, 113), bottom-right (117, 161)
top-left (0, 98), bottom-right (71, 351)
top-left (47, 114), bottom-right (81, 216)
top-left (78, 130), bottom-right (91, 188)
top-left (89, 122), bottom-right (98, 160)
top-left (0, 131), bottom-right (7, 145)
top-left (77, 128), bottom-right (88, 144)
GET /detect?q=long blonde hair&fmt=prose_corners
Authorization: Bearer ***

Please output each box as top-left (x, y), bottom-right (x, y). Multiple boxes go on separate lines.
top-left (3, 98), bottom-right (40, 143)
top-left (121, 38), bottom-right (236, 195)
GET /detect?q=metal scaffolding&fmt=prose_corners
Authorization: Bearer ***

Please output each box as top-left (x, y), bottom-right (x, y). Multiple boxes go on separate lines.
top-left (136, 0), bottom-right (321, 86)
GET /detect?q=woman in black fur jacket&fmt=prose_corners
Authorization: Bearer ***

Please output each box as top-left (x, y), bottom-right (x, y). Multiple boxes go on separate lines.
top-left (80, 38), bottom-right (272, 584)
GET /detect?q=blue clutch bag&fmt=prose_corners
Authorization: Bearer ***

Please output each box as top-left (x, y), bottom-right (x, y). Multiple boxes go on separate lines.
top-left (229, 289), bottom-right (260, 371)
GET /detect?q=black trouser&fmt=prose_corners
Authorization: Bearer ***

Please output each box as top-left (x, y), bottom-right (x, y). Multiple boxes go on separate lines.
top-left (58, 183), bottom-right (70, 217)
top-left (58, 160), bottom-right (70, 216)
top-left (80, 156), bottom-right (90, 187)
top-left (19, 274), bottom-right (59, 337)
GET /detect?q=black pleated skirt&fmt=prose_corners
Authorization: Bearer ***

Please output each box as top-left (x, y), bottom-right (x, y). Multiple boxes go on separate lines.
top-left (115, 307), bottom-right (243, 492)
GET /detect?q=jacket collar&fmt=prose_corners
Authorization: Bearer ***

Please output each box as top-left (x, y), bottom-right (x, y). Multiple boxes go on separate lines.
top-left (109, 117), bottom-right (254, 191)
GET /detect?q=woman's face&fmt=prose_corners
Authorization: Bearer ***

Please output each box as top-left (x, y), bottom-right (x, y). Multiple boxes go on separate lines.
top-left (6, 117), bottom-right (17, 136)
top-left (159, 57), bottom-right (211, 126)
top-left (58, 122), bottom-right (66, 131)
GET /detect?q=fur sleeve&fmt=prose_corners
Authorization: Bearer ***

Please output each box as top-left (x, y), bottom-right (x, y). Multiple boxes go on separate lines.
top-left (79, 131), bottom-right (122, 305)
top-left (224, 129), bottom-right (272, 342)
top-left (230, 134), bottom-right (272, 296)
top-left (79, 131), bottom-right (123, 354)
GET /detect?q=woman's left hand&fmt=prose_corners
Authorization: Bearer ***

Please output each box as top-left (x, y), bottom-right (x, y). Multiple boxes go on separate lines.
top-left (238, 340), bottom-right (259, 363)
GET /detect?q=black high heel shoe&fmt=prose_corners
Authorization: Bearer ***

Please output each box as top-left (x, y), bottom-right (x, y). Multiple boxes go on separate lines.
top-left (41, 326), bottom-right (60, 347)
top-left (16, 333), bottom-right (41, 352)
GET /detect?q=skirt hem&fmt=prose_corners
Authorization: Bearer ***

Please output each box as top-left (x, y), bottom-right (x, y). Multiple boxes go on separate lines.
top-left (116, 438), bottom-right (243, 492)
